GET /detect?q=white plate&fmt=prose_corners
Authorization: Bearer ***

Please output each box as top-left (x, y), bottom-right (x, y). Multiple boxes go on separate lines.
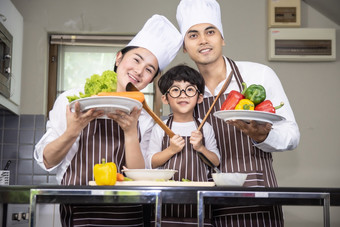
top-left (122, 169), bottom-right (178, 181)
top-left (70, 96), bottom-right (142, 117)
top-left (212, 173), bottom-right (247, 186)
top-left (213, 110), bottom-right (285, 124)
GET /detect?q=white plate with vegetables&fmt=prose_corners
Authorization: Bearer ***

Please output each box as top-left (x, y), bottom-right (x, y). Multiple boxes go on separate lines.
top-left (213, 110), bottom-right (285, 124)
top-left (70, 96), bottom-right (142, 117)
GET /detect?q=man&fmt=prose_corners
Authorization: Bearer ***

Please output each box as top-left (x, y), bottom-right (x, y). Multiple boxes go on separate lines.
top-left (176, 0), bottom-right (300, 226)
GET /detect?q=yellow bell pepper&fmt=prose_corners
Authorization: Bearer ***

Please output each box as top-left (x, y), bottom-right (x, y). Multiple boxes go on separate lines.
top-left (235, 99), bottom-right (255, 110)
top-left (93, 158), bottom-right (117, 185)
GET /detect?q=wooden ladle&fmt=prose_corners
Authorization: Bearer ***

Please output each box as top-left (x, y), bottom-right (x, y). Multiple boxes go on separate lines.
top-left (126, 82), bottom-right (175, 138)
top-left (197, 71), bottom-right (233, 131)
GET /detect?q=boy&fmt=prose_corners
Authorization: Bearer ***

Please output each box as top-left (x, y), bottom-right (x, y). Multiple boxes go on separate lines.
top-left (147, 64), bottom-right (219, 177)
top-left (146, 64), bottom-right (219, 226)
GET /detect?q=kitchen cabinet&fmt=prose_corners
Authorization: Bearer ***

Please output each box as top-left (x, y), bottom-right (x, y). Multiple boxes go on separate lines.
top-left (0, 0), bottom-right (23, 115)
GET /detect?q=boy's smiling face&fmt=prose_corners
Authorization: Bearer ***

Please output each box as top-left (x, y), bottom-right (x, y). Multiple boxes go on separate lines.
top-left (162, 80), bottom-right (203, 121)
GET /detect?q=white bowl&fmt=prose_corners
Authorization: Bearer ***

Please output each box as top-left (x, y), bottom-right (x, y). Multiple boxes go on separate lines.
top-left (122, 169), bottom-right (177, 181)
top-left (212, 173), bottom-right (247, 186)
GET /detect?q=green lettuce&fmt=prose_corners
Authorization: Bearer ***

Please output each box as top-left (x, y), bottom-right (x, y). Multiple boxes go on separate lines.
top-left (67, 70), bottom-right (117, 103)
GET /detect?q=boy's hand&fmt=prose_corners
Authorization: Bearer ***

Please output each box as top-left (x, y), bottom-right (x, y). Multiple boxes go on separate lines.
top-left (190, 130), bottom-right (204, 151)
top-left (169, 134), bottom-right (185, 154)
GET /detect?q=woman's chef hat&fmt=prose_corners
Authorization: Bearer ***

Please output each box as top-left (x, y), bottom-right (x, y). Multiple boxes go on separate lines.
top-left (127, 14), bottom-right (182, 71)
top-left (176, 0), bottom-right (224, 39)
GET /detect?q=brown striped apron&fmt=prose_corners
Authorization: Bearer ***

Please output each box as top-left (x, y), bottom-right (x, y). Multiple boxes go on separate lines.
top-left (193, 58), bottom-right (284, 227)
top-left (59, 118), bottom-right (145, 227)
top-left (151, 115), bottom-right (213, 227)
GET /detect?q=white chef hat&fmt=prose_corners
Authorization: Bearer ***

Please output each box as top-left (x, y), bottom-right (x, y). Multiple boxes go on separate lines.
top-left (127, 14), bottom-right (183, 71)
top-left (176, 0), bottom-right (224, 39)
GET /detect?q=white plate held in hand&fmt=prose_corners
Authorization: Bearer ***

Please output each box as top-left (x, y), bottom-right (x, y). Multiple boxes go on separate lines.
top-left (213, 110), bottom-right (285, 124)
top-left (70, 96), bottom-right (142, 118)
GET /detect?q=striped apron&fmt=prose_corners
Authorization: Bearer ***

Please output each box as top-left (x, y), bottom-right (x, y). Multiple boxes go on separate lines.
top-left (151, 116), bottom-right (213, 227)
top-left (59, 118), bottom-right (145, 227)
top-left (193, 58), bottom-right (284, 227)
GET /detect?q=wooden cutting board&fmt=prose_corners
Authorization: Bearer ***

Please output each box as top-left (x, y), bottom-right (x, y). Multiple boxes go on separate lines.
top-left (89, 181), bottom-right (215, 187)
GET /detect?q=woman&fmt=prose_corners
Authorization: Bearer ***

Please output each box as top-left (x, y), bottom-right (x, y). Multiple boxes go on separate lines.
top-left (34, 14), bottom-right (182, 226)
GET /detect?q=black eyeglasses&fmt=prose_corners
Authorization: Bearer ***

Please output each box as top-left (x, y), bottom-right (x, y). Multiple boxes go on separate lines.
top-left (166, 85), bottom-right (199, 98)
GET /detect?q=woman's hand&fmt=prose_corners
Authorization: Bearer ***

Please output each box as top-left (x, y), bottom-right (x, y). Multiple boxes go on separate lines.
top-left (43, 102), bottom-right (104, 169)
top-left (66, 102), bottom-right (104, 137)
top-left (108, 107), bottom-right (144, 169)
top-left (190, 130), bottom-right (204, 151)
top-left (107, 107), bottom-right (141, 133)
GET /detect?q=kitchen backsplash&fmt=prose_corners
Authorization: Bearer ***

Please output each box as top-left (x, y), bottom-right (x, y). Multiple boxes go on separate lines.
top-left (0, 110), bottom-right (57, 185)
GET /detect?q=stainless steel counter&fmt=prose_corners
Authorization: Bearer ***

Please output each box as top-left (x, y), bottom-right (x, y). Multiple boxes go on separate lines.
top-left (1, 185), bottom-right (340, 227)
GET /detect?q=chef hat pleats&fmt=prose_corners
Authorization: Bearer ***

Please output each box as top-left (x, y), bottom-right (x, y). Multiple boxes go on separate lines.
top-left (176, 0), bottom-right (224, 39)
top-left (127, 14), bottom-right (183, 71)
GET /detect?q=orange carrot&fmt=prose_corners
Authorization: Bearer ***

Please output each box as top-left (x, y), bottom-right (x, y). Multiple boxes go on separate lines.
top-left (116, 173), bottom-right (125, 181)
top-left (97, 91), bottom-right (145, 103)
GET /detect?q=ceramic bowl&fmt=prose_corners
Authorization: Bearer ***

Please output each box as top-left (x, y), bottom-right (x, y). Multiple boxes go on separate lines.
top-left (122, 169), bottom-right (177, 181)
top-left (212, 173), bottom-right (247, 186)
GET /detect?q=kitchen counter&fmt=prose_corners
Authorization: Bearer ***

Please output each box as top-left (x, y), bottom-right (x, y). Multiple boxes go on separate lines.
top-left (1, 185), bottom-right (339, 227)
top-left (1, 185), bottom-right (339, 205)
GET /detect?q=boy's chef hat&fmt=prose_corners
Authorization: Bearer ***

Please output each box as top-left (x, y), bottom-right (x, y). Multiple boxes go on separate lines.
top-left (127, 14), bottom-right (182, 71)
top-left (176, 0), bottom-right (224, 38)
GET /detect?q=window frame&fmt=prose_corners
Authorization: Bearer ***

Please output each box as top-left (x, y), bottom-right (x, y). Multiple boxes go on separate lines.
top-left (47, 34), bottom-right (162, 117)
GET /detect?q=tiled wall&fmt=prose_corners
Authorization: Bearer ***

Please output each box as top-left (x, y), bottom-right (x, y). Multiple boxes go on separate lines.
top-left (0, 110), bottom-right (57, 185)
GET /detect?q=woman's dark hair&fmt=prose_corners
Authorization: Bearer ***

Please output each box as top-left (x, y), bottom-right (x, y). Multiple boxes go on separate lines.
top-left (158, 64), bottom-right (205, 95)
top-left (114, 46), bottom-right (160, 81)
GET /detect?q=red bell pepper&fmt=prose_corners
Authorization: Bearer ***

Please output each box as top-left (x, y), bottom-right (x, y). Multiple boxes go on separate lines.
top-left (220, 90), bottom-right (244, 110)
top-left (255, 100), bottom-right (284, 113)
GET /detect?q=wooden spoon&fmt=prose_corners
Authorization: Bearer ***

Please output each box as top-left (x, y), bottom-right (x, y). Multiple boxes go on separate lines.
top-left (126, 83), bottom-right (175, 138)
top-left (197, 71), bottom-right (234, 131)
top-left (197, 151), bottom-right (221, 173)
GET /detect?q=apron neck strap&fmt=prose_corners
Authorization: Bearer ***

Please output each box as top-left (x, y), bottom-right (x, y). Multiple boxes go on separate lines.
top-left (227, 57), bottom-right (244, 92)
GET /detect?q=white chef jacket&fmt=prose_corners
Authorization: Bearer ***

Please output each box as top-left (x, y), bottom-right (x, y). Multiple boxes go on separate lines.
top-left (146, 119), bottom-right (220, 169)
top-left (210, 56), bottom-right (300, 152)
top-left (34, 88), bottom-right (154, 184)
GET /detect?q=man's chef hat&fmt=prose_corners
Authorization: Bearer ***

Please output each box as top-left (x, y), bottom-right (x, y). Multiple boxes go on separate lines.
top-left (127, 14), bottom-right (182, 71)
top-left (176, 0), bottom-right (224, 39)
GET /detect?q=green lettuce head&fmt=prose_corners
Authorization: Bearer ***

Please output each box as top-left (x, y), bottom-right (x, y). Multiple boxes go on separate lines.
top-left (67, 70), bottom-right (118, 103)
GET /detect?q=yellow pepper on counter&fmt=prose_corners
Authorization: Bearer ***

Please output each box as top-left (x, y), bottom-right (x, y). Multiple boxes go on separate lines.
top-left (93, 158), bottom-right (117, 185)
top-left (235, 99), bottom-right (255, 110)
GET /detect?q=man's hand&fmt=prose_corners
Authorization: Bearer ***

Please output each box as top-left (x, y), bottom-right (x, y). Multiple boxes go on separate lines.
top-left (227, 120), bottom-right (272, 143)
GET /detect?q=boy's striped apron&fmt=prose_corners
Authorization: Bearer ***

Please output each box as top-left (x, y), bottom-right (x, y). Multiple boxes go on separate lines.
top-left (151, 116), bottom-right (213, 227)
top-left (193, 58), bottom-right (284, 227)
top-left (59, 118), bottom-right (145, 227)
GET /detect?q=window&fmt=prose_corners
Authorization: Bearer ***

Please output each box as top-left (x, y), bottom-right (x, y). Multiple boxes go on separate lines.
top-left (47, 35), bottom-right (159, 116)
